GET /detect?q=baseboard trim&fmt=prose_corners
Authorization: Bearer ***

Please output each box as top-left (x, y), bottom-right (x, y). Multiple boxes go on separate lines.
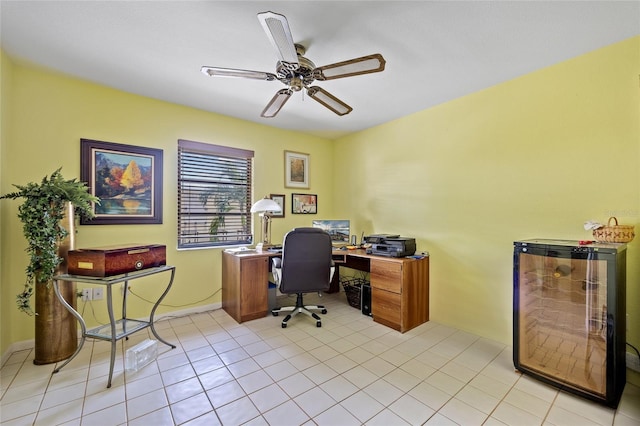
top-left (1, 302), bottom-right (223, 367)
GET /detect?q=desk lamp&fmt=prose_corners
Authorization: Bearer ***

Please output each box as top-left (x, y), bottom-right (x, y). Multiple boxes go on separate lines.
top-left (250, 196), bottom-right (282, 251)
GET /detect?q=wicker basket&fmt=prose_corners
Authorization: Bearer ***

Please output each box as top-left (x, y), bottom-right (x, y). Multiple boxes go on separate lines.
top-left (592, 217), bottom-right (635, 243)
top-left (341, 277), bottom-right (368, 310)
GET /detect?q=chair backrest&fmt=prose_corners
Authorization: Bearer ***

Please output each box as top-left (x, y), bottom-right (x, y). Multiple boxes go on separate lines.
top-left (279, 227), bottom-right (333, 294)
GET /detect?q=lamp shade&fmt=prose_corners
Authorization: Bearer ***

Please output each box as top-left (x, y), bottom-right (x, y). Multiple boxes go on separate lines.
top-left (250, 197), bottom-right (282, 213)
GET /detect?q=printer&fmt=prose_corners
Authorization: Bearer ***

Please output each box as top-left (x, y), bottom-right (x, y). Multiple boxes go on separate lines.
top-left (365, 234), bottom-right (416, 258)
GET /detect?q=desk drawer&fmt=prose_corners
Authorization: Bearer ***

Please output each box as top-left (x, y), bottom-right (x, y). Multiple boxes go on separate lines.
top-left (370, 261), bottom-right (402, 293)
top-left (372, 288), bottom-right (401, 330)
top-left (222, 252), bottom-right (269, 323)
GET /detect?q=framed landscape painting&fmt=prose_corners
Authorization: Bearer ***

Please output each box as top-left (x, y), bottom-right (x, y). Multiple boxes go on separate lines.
top-left (80, 138), bottom-right (163, 224)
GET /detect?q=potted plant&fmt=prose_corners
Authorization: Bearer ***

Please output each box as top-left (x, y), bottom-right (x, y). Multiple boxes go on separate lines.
top-left (1, 168), bottom-right (99, 364)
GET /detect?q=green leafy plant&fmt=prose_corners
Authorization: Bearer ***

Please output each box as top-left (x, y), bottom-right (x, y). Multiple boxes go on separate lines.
top-left (1, 168), bottom-right (100, 314)
top-left (199, 183), bottom-right (248, 242)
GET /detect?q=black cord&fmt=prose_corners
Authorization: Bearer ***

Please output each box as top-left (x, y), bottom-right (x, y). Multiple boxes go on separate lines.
top-left (627, 342), bottom-right (640, 361)
top-left (74, 288), bottom-right (223, 325)
top-left (127, 287), bottom-right (222, 308)
top-left (77, 298), bottom-right (108, 326)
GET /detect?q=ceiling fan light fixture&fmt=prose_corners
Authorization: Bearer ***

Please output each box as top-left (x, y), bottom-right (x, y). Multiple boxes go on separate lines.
top-left (307, 86), bottom-right (352, 116)
top-left (261, 89), bottom-right (292, 118)
top-left (316, 54), bottom-right (386, 80)
top-left (201, 66), bottom-right (276, 81)
top-left (289, 76), bottom-right (303, 92)
top-left (202, 12), bottom-right (384, 118)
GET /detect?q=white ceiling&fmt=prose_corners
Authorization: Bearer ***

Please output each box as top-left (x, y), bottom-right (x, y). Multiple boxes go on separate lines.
top-left (1, 1), bottom-right (639, 139)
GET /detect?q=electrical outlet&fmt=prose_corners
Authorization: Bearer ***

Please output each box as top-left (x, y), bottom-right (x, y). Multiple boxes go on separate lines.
top-left (81, 288), bottom-right (92, 301)
top-left (627, 351), bottom-right (640, 372)
top-left (93, 287), bottom-right (104, 300)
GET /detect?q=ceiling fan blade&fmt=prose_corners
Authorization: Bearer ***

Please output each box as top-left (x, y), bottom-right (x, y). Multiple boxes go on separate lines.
top-left (261, 89), bottom-right (293, 118)
top-left (307, 86), bottom-right (352, 116)
top-left (314, 54), bottom-right (386, 81)
top-left (257, 11), bottom-right (299, 66)
top-left (201, 66), bottom-right (277, 81)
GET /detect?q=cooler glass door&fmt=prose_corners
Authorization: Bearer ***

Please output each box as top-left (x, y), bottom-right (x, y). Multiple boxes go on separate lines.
top-left (515, 248), bottom-right (609, 399)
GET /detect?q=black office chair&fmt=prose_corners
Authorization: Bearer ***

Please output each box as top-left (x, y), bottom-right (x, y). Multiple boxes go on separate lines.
top-left (271, 227), bottom-right (335, 328)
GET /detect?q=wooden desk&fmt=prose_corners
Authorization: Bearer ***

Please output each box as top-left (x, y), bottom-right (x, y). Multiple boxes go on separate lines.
top-left (221, 249), bottom-right (429, 333)
top-left (222, 251), bottom-right (274, 323)
top-left (333, 250), bottom-right (430, 332)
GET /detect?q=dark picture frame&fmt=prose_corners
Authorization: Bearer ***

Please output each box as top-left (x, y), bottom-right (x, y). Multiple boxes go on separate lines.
top-left (80, 138), bottom-right (163, 224)
top-left (269, 194), bottom-right (285, 218)
top-left (292, 193), bottom-right (317, 214)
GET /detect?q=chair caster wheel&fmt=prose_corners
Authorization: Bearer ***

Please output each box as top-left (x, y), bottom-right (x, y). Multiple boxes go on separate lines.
top-left (281, 323), bottom-right (287, 328)
top-left (272, 312), bottom-right (279, 316)
top-left (316, 321), bottom-right (322, 327)
top-left (321, 309), bottom-right (327, 314)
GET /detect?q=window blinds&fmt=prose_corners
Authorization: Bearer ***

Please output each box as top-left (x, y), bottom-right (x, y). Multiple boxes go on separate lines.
top-left (178, 139), bottom-right (254, 249)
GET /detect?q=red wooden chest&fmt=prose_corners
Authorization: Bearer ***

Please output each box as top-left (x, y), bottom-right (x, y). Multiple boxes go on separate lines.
top-left (68, 244), bottom-right (166, 277)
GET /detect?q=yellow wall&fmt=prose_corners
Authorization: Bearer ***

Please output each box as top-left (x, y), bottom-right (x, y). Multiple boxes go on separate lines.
top-left (0, 60), bottom-right (334, 355)
top-left (333, 36), bottom-right (640, 383)
top-left (2, 37), bottom-right (639, 386)
top-left (1, 51), bottom-right (13, 356)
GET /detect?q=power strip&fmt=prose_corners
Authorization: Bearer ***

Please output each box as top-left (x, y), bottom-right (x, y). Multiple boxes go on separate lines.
top-left (627, 351), bottom-right (640, 372)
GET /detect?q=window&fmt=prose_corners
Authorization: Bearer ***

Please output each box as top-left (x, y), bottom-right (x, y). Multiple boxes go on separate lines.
top-left (178, 139), bottom-right (254, 249)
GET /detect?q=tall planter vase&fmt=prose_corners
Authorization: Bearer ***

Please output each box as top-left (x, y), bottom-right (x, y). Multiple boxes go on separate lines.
top-left (34, 202), bottom-right (78, 365)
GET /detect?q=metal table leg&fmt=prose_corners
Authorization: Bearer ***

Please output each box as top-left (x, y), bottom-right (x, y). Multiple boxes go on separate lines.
top-left (149, 268), bottom-right (177, 349)
top-left (52, 280), bottom-right (87, 374)
top-left (105, 283), bottom-right (117, 388)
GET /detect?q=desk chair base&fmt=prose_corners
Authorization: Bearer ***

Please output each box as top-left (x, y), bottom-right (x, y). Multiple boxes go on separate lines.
top-left (271, 293), bottom-right (327, 328)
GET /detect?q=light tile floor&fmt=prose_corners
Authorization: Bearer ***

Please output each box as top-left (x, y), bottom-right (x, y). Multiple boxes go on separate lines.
top-left (1, 292), bottom-right (639, 425)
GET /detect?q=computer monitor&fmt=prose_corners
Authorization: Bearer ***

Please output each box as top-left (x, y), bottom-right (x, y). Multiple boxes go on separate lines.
top-left (312, 220), bottom-right (350, 245)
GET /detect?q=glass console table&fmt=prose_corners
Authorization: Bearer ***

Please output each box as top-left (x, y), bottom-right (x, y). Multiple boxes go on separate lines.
top-left (52, 265), bottom-right (177, 388)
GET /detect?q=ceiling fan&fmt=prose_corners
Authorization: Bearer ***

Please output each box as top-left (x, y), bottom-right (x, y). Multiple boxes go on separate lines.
top-left (201, 11), bottom-right (386, 118)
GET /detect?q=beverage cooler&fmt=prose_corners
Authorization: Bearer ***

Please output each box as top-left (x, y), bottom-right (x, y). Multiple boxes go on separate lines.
top-left (513, 239), bottom-right (627, 407)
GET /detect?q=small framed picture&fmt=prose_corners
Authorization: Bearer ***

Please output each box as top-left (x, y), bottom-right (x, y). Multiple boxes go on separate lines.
top-left (285, 151), bottom-right (309, 189)
top-left (292, 193), bottom-right (317, 214)
top-left (269, 194), bottom-right (285, 218)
